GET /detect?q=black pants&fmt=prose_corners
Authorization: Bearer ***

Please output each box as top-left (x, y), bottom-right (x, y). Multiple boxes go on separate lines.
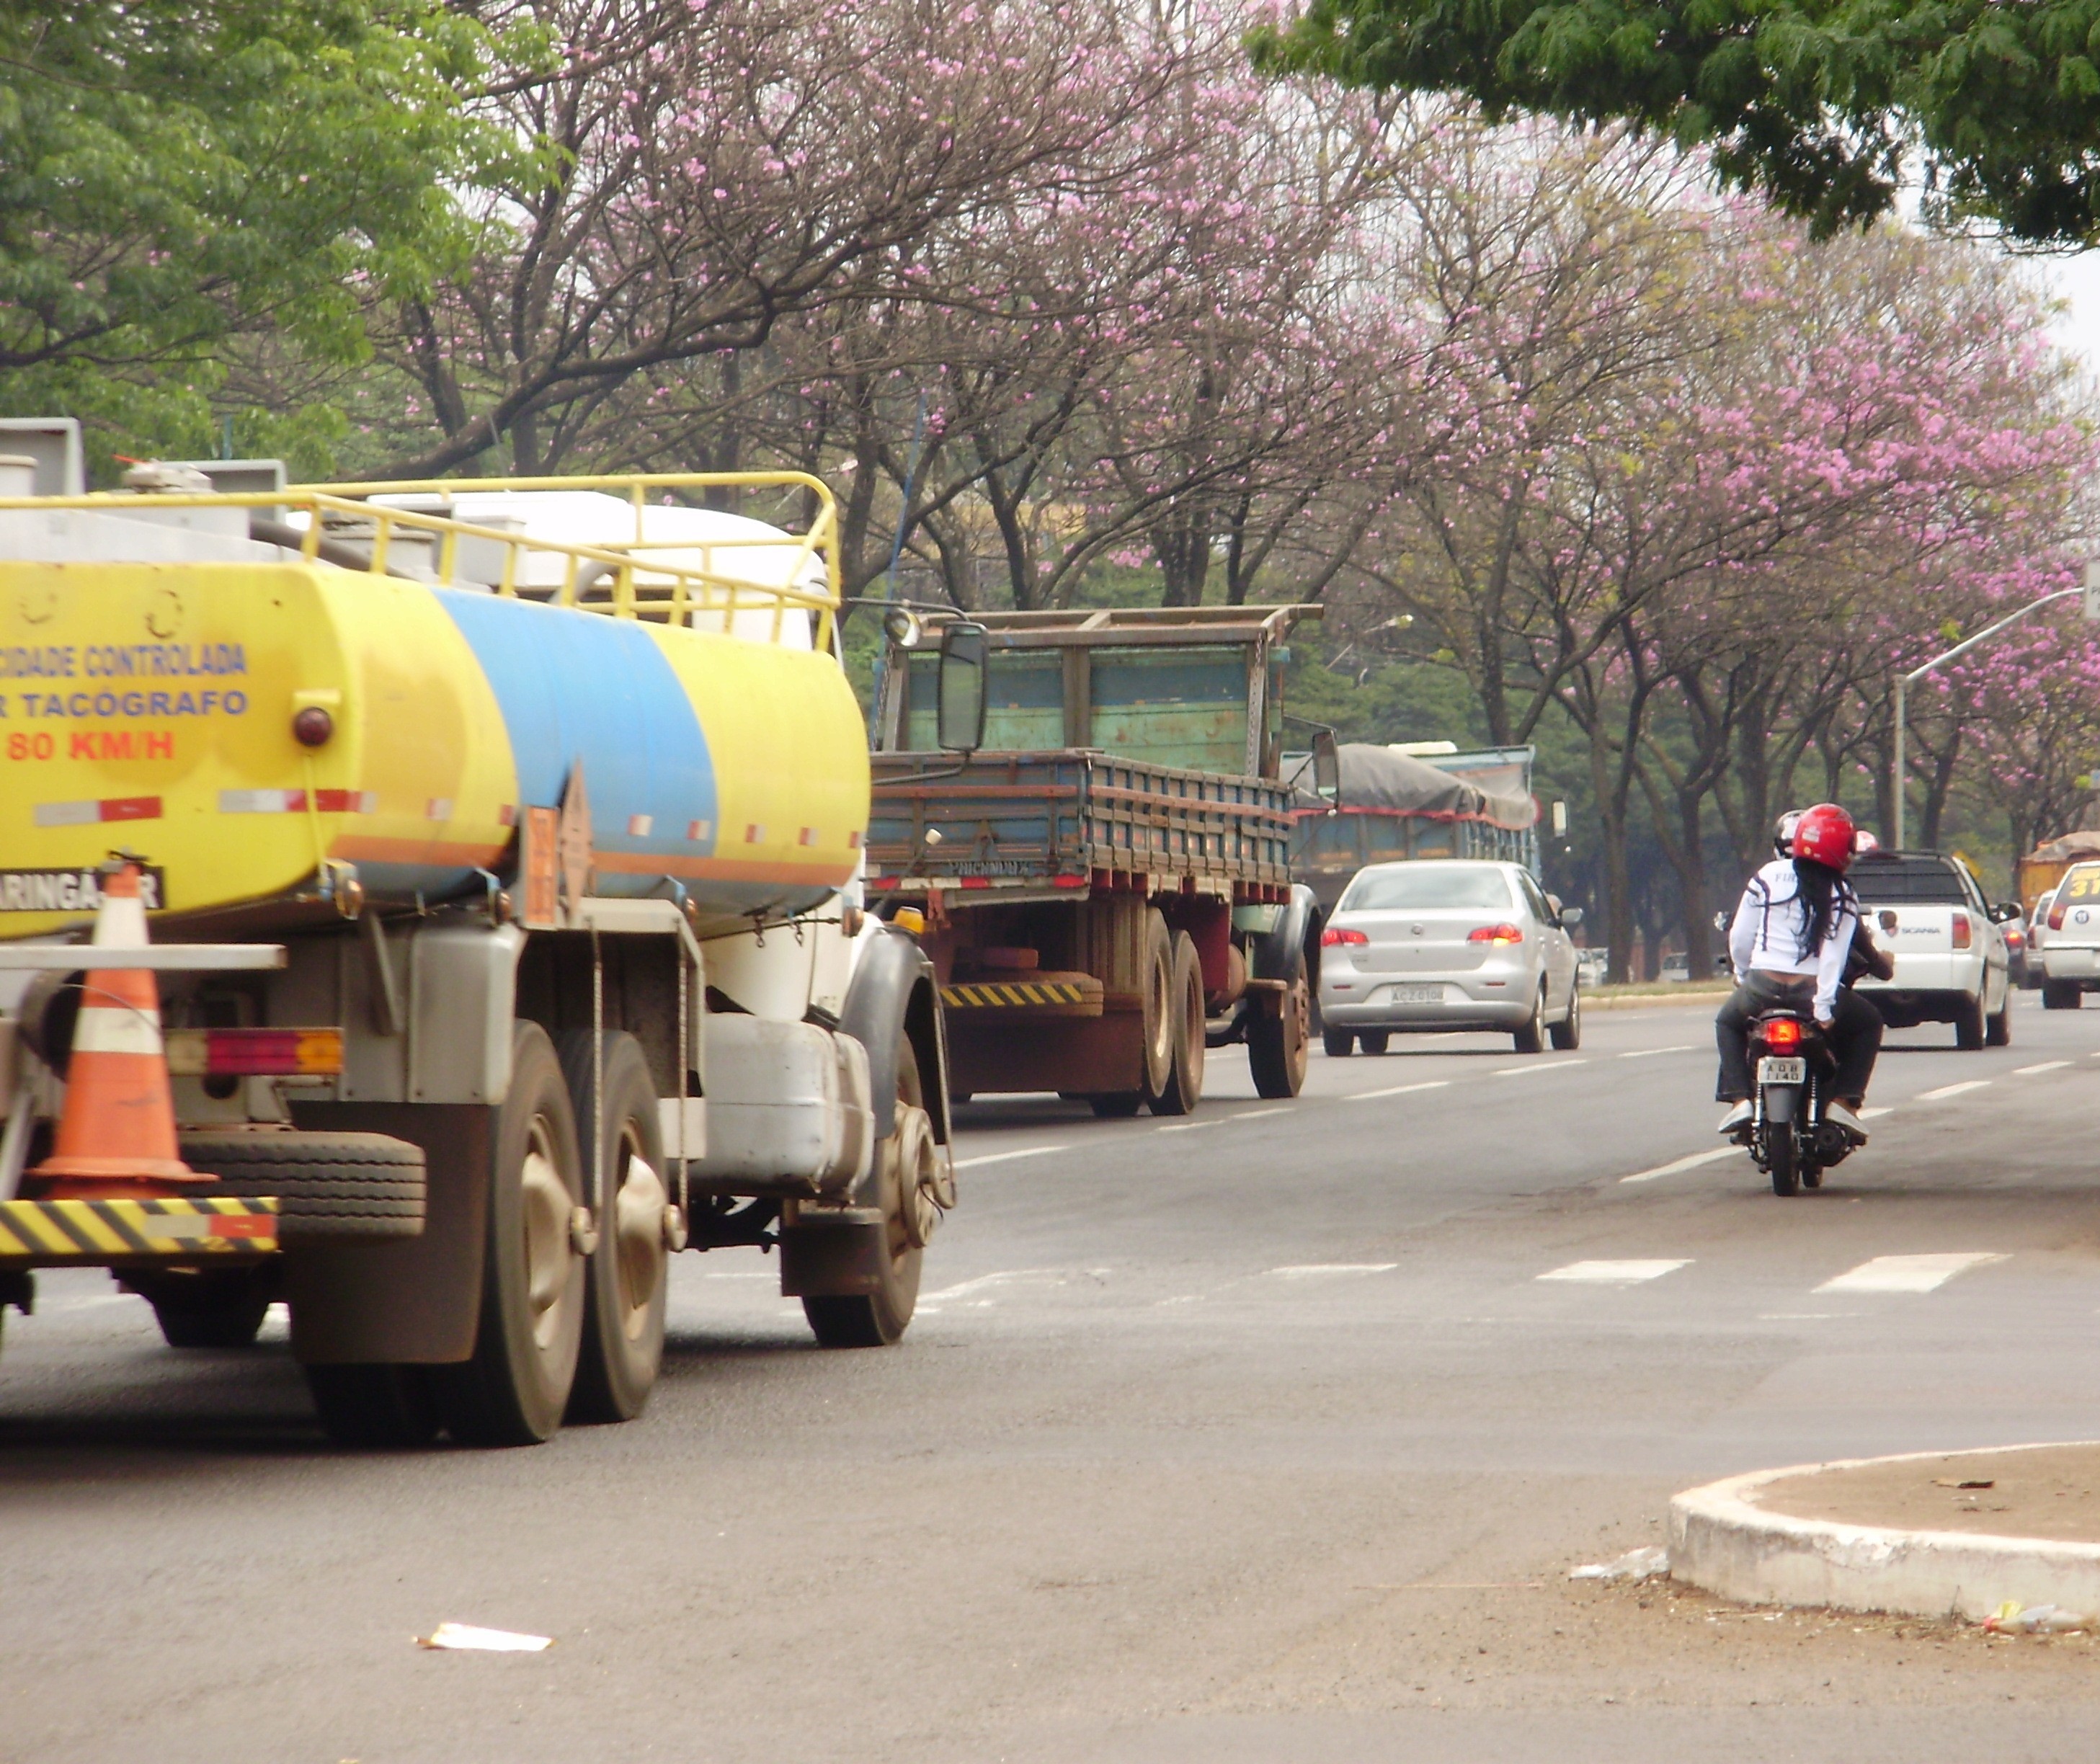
top-left (1715, 972), bottom-right (1882, 1103)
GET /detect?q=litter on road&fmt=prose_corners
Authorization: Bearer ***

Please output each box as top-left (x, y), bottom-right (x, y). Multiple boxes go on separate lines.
top-left (1984, 1601), bottom-right (2088, 1634)
top-left (1570, 1546), bottom-right (1668, 1582)
top-left (417, 1623), bottom-right (554, 1652)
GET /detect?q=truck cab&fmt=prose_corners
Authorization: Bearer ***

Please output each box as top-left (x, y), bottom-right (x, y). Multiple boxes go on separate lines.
top-left (1847, 850), bottom-right (2014, 1048)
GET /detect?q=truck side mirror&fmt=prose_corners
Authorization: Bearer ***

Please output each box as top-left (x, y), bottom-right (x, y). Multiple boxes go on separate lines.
top-left (937, 621), bottom-right (989, 754)
top-left (1311, 728), bottom-right (1340, 806)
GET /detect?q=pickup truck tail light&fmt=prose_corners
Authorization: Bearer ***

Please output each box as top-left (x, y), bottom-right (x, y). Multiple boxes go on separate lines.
top-left (2050, 900), bottom-right (2068, 931)
top-left (1467, 923), bottom-right (1524, 945)
top-left (1320, 927), bottom-right (1368, 947)
top-left (1951, 910), bottom-right (1972, 950)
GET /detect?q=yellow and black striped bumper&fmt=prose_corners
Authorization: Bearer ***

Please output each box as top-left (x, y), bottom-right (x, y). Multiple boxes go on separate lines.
top-left (940, 980), bottom-right (1090, 1009)
top-left (0, 1198), bottom-right (278, 1262)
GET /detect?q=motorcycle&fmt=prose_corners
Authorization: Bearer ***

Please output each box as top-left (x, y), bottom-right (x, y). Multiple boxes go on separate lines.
top-left (1738, 1007), bottom-right (1860, 1196)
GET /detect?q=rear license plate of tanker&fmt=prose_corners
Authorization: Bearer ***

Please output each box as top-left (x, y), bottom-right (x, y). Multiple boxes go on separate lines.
top-left (1758, 1056), bottom-right (1806, 1084)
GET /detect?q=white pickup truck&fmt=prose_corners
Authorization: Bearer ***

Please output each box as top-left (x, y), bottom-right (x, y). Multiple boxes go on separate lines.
top-left (1848, 851), bottom-right (2015, 1049)
top-left (2039, 862), bottom-right (2100, 1009)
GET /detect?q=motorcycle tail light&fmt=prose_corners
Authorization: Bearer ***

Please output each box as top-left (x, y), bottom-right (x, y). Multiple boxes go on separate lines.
top-left (1320, 927), bottom-right (1368, 947)
top-left (1763, 1017), bottom-right (1803, 1051)
top-left (1951, 910), bottom-right (1972, 950)
top-left (1467, 923), bottom-right (1524, 944)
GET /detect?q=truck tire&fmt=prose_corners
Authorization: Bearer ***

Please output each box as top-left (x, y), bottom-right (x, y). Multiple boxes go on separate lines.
top-left (431, 1022), bottom-right (587, 1446)
top-left (177, 1131), bottom-right (425, 1242)
top-left (135, 1267), bottom-right (275, 1349)
top-left (2043, 979), bottom-right (2081, 1010)
top-left (558, 1030), bottom-right (668, 1426)
top-left (804, 1035), bottom-right (928, 1348)
top-left (1248, 966), bottom-right (1310, 1099)
top-left (1150, 932), bottom-right (1206, 1116)
top-left (1087, 1093), bottom-right (1144, 1118)
top-left (1139, 911), bottom-right (1175, 1102)
top-left (306, 1363), bottom-right (441, 1448)
top-left (1955, 990), bottom-right (1987, 1051)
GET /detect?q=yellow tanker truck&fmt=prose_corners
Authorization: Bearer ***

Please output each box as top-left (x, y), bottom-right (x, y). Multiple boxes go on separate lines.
top-left (0, 442), bottom-right (961, 1446)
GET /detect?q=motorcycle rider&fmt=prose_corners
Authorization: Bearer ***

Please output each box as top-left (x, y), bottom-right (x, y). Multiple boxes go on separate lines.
top-left (1714, 803), bottom-right (1884, 1139)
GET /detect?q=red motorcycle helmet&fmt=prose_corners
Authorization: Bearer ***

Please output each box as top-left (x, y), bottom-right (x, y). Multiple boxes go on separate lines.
top-left (1792, 803), bottom-right (1857, 872)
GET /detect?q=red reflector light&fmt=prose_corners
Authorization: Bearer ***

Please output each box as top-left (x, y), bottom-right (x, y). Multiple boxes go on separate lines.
top-left (1763, 1018), bottom-right (1803, 1050)
top-left (1466, 923), bottom-right (1524, 944)
top-left (165, 1028), bottom-right (344, 1077)
top-left (1951, 910), bottom-right (1972, 950)
top-left (1320, 926), bottom-right (1369, 946)
top-left (1051, 874), bottom-right (1089, 889)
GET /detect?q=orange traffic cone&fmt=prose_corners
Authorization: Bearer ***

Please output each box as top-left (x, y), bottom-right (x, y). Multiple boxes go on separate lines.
top-left (30, 862), bottom-right (206, 1198)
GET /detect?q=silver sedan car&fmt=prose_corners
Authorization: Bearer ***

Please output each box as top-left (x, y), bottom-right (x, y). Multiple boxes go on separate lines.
top-left (1317, 860), bottom-right (1583, 1054)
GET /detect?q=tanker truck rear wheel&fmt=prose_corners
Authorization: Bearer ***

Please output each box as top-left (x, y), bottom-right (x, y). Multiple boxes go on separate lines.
top-left (559, 1030), bottom-right (668, 1425)
top-left (803, 1038), bottom-right (928, 1349)
top-left (432, 1023), bottom-right (588, 1446)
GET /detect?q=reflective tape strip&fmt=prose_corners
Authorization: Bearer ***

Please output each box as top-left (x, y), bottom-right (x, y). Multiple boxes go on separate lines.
top-left (220, 789), bottom-right (376, 814)
top-left (70, 1004), bottom-right (164, 1056)
top-left (427, 798), bottom-right (453, 821)
top-left (33, 797), bottom-right (162, 828)
top-left (627, 814), bottom-right (653, 837)
top-left (686, 819), bottom-right (712, 842)
top-left (0, 1198), bottom-right (279, 1259)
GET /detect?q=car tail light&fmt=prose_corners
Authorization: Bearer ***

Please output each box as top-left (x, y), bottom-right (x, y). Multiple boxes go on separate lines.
top-left (2050, 900), bottom-right (2068, 931)
top-left (1467, 923), bottom-right (1524, 945)
top-left (1951, 910), bottom-right (1972, 950)
top-left (1320, 926), bottom-right (1368, 947)
top-left (1763, 1017), bottom-right (1803, 1051)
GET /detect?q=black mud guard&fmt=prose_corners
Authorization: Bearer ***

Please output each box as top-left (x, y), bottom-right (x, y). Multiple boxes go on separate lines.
top-left (1253, 883), bottom-right (1320, 991)
top-left (839, 925), bottom-right (952, 1150)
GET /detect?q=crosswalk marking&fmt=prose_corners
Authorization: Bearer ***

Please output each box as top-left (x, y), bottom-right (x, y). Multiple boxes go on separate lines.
top-left (1538, 1259), bottom-right (1689, 1285)
top-left (1815, 1252), bottom-right (2005, 1294)
top-left (1618, 1044), bottom-right (1694, 1059)
top-left (2013, 1061), bottom-right (2070, 1075)
top-left (1619, 1148), bottom-right (1735, 1184)
top-left (1916, 1080), bottom-right (1990, 1102)
top-left (1345, 1080), bottom-right (1451, 1101)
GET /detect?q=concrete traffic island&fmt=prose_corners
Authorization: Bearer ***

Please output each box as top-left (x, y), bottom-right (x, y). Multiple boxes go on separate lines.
top-left (1670, 1443), bottom-right (2100, 1621)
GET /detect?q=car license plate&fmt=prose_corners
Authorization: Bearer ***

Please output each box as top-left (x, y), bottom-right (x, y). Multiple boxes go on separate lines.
top-left (1758, 1056), bottom-right (1806, 1084)
top-left (1391, 983), bottom-right (1444, 1004)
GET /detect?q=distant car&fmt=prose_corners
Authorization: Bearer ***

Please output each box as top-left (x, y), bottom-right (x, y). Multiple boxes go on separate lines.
top-left (2040, 864), bottom-right (2100, 1009)
top-left (1576, 948), bottom-right (1610, 988)
top-left (2026, 886), bottom-right (2059, 989)
top-left (1660, 953), bottom-right (1690, 982)
top-left (1317, 859), bottom-right (1582, 1054)
top-left (2002, 909), bottom-right (2033, 989)
top-left (1848, 850), bottom-right (2014, 1048)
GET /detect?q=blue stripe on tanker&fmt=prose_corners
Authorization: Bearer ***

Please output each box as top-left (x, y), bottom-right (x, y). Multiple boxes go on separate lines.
top-left (437, 590), bottom-right (718, 889)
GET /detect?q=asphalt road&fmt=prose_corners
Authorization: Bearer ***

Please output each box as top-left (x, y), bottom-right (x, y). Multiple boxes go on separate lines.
top-left (9, 993), bottom-right (2100, 1761)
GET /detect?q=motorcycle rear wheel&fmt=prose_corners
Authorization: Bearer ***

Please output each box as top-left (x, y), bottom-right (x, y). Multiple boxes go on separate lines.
top-left (1768, 1130), bottom-right (1800, 1197)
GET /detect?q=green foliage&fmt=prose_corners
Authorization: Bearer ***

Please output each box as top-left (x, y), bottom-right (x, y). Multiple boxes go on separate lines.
top-left (1251, 0), bottom-right (2100, 245)
top-left (0, 0), bottom-right (504, 473)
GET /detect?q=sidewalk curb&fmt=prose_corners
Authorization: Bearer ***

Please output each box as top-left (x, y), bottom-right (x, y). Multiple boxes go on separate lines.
top-left (1669, 1443), bottom-right (2100, 1619)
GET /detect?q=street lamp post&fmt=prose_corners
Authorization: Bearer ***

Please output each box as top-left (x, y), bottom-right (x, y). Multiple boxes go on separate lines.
top-left (1892, 586), bottom-right (2084, 850)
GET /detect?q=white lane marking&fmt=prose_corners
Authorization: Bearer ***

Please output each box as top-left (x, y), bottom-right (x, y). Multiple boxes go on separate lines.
top-left (1815, 1252), bottom-right (2006, 1294)
top-left (1157, 1105), bottom-right (1293, 1133)
top-left (1345, 1080), bottom-right (1452, 1101)
top-left (1268, 1262), bottom-right (1397, 1278)
top-left (1619, 1044), bottom-right (1695, 1059)
top-left (952, 1144), bottom-right (1069, 1169)
top-left (2014, 1061), bottom-right (2070, 1075)
top-left (700, 1270), bottom-right (775, 1280)
top-left (1916, 1080), bottom-right (1990, 1101)
top-left (1760, 1311), bottom-right (1861, 1320)
top-left (1859, 1106), bottom-right (1894, 1119)
top-left (1492, 1059), bottom-right (1588, 1077)
top-left (1619, 1147), bottom-right (1735, 1184)
top-left (917, 1268), bottom-right (1063, 1302)
top-left (1537, 1259), bottom-right (1689, 1285)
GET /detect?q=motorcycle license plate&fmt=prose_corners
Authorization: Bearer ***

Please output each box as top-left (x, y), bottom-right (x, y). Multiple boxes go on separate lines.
top-left (1758, 1056), bottom-right (1806, 1084)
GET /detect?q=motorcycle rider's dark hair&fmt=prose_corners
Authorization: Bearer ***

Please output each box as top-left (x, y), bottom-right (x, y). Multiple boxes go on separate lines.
top-left (1792, 856), bottom-right (1843, 965)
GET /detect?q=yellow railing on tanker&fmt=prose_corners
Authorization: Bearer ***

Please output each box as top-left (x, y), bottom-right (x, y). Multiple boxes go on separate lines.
top-left (0, 471), bottom-right (841, 651)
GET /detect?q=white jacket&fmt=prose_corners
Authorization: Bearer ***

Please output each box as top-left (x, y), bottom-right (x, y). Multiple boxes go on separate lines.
top-left (1727, 859), bottom-right (1859, 1021)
